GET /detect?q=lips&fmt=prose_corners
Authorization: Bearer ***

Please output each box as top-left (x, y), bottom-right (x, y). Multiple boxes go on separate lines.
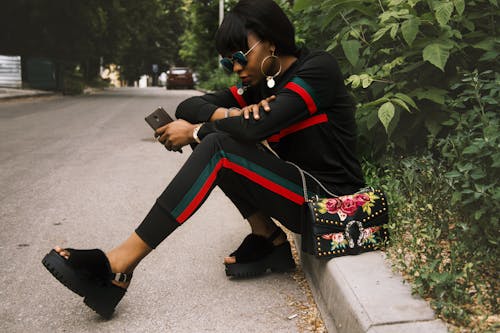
top-left (240, 77), bottom-right (251, 85)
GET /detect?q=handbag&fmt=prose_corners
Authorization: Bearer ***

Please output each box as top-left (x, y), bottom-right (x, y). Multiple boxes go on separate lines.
top-left (289, 162), bottom-right (390, 259)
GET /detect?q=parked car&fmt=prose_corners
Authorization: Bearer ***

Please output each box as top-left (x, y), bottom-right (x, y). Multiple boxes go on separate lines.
top-left (166, 67), bottom-right (194, 89)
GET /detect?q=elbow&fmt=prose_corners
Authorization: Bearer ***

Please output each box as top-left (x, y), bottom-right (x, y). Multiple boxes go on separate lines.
top-left (175, 99), bottom-right (189, 119)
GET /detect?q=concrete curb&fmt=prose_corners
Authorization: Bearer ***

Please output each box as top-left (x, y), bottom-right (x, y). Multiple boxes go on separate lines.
top-left (0, 88), bottom-right (57, 100)
top-left (295, 235), bottom-right (448, 333)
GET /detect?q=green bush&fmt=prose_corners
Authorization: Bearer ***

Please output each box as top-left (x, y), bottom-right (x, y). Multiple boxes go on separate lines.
top-left (291, 1), bottom-right (499, 330)
top-left (364, 154), bottom-right (498, 330)
top-left (438, 70), bottom-right (499, 249)
top-left (293, 0), bottom-right (499, 156)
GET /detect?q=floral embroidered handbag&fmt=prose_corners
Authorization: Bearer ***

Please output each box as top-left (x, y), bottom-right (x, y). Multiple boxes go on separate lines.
top-left (289, 162), bottom-right (390, 259)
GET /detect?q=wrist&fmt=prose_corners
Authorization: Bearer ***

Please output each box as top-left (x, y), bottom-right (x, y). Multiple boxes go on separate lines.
top-left (227, 107), bottom-right (240, 118)
top-left (192, 124), bottom-right (203, 143)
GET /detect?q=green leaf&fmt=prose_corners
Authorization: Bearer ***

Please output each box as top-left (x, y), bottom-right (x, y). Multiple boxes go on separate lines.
top-left (463, 145), bottom-right (480, 154)
top-left (392, 98), bottom-right (411, 113)
top-left (378, 102), bottom-right (395, 133)
top-left (388, 0), bottom-right (404, 5)
top-left (413, 88), bottom-right (447, 104)
top-left (434, 2), bottom-right (454, 26)
top-left (365, 107), bottom-right (380, 130)
top-left (390, 23), bottom-right (399, 40)
top-left (470, 169), bottom-right (486, 180)
top-left (293, 0), bottom-right (313, 11)
top-left (445, 170), bottom-right (461, 178)
top-left (472, 39), bottom-right (496, 51)
top-left (346, 75), bottom-right (361, 88)
top-left (359, 74), bottom-right (373, 88)
top-left (451, 191), bottom-right (461, 204)
top-left (479, 51), bottom-right (499, 62)
top-left (341, 40), bottom-right (362, 66)
top-left (453, 0), bottom-right (465, 15)
top-left (394, 93), bottom-right (418, 109)
top-left (401, 17), bottom-right (419, 46)
top-left (491, 153), bottom-right (500, 168)
top-left (423, 43), bottom-right (451, 71)
top-left (372, 25), bottom-right (392, 42)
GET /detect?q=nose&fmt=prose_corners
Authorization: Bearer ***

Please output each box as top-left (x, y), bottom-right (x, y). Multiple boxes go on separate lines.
top-left (233, 61), bottom-right (244, 73)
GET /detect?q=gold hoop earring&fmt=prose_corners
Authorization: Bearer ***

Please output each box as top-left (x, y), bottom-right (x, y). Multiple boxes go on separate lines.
top-left (260, 51), bottom-right (282, 88)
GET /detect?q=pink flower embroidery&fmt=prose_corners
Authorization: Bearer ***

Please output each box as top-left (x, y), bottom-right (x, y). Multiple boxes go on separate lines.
top-left (331, 233), bottom-right (345, 243)
top-left (354, 193), bottom-right (371, 207)
top-left (325, 198), bottom-right (342, 214)
top-left (340, 196), bottom-right (358, 216)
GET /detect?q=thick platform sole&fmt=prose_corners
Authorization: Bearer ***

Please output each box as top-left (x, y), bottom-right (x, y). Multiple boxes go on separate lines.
top-left (225, 241), bottom-right (296, 278)
top-left (42, 250), bottom-right (126, 319)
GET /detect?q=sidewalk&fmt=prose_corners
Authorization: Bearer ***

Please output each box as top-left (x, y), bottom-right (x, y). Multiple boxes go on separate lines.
top-left (295, 236), bottom-right (448, 333)
top-left (0, 87), bottom-right (56, 100)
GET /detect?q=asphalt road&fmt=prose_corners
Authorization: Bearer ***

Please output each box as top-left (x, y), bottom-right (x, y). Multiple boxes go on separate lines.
top-left (0, 88), bottom-right (310, 333)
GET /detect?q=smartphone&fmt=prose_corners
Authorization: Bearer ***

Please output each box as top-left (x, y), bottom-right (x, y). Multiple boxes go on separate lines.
top-left (145, 106), bottom-right (174, 131)
top-left (145, 106), bottom-right (182, 153)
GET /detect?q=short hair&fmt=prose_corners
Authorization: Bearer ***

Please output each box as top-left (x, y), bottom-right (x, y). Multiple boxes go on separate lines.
top-left (215, 0), bottom-right (297, 57)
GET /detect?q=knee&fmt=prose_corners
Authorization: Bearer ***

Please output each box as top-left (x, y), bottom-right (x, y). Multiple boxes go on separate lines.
top-left (197, 132), bottom-right (235, 152)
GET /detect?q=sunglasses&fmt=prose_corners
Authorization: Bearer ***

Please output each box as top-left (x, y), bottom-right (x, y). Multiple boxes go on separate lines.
top-left (220, 40), bottom-right (261, 72)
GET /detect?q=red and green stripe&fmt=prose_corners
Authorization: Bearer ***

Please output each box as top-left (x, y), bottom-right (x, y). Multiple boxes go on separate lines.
top-left (284, 77), bottom-right (318, 115)
top-left (267, 113), bottom-right (328, 142)
top-left (172, 151), bottom-right (305, 223)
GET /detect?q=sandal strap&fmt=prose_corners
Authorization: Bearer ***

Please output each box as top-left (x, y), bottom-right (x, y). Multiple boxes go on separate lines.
top-left (65, 248), bottom-right (133, 283)
top-left (112, 272), bottom-right (133, 283)
top-left (229, 228), bottom-right (286, 264)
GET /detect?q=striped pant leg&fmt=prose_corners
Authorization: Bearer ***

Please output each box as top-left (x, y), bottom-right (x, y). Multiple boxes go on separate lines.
top-left (135, 133), bottom-right (306, 249)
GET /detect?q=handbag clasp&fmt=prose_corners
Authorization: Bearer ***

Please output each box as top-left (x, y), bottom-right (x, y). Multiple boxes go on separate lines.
top-left (345, 220), bottom-right (364, 248)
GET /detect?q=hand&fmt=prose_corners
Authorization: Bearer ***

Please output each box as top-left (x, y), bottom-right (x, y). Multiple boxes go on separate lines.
top-left (242, 95), bottom-right (276, 120)
top-left (156, 119), bottom-right (197, 153)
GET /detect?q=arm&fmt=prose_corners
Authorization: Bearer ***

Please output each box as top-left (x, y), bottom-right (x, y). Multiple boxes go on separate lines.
top-left (197, 53), bottom-right (338, 142)
top-left (175, 88), bottom-right (243, 123)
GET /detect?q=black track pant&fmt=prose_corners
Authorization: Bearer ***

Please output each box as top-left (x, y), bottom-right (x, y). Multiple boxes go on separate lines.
top-left (135, 133), bottom-right (312, 249)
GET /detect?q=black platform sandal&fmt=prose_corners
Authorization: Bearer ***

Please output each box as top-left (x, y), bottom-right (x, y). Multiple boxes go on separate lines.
top-left (42, 248), bottom-right (131, 319)
top-left (225, 228), bottom-right (296, 278)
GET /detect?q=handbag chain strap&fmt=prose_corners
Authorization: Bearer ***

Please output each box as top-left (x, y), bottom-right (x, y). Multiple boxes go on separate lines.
top-left (260, 140), bottom-right (339, 201)
top-left (286, 161), bottom-right (340, 200)
top-left (261, 140), bottom-right (373, 201)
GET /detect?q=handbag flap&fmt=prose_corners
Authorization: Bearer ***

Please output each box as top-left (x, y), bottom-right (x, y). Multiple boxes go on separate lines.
top-left (307, 188), bottom-right (389, 257)
top-left (310, 188), bottom-right (388, 229)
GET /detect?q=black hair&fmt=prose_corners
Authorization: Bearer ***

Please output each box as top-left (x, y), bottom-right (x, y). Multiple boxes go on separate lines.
top-left (215, 0), bottom-right (297, 57)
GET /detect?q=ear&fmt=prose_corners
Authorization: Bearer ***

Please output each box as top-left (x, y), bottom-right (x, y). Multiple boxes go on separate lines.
top-left (269, 43), bottom-right (276, 54)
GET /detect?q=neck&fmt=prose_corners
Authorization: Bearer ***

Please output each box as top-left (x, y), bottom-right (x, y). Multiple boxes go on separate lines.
top-left (278, 55), bottom-right (298, 75)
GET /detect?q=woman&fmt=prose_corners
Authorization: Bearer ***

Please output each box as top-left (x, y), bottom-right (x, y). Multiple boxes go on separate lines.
top-left (42, 0), bottom-right (365, 319)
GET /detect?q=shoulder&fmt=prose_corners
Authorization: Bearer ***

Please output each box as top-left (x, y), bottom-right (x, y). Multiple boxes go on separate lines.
top-left (294, 49), bottom-right (342, 79)
top-left (299, 49), bottom-right (339, 69)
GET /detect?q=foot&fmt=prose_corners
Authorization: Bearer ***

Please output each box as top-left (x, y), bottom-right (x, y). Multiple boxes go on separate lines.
top-left (54, 246), bottom-right (132, 289)
top-left (223, 228), bottom-right (288, 265)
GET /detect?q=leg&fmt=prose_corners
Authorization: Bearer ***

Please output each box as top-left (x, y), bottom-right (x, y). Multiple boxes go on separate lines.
top-left (136, 133), bottom-right (307, 248)
top-left (45, 133), bottom-right (308, 316)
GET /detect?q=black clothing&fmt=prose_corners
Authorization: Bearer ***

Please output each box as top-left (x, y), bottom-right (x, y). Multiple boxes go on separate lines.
top-left (136, 133), bottom-right (309, 248)
top-left (136, 49), bottom-right (364, 249)
top-left (176, 48), bottom-right (365, 193)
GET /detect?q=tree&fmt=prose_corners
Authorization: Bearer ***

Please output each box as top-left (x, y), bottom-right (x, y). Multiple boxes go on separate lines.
top-left (179, 0), bottom-right (220, 80)
top-left (119, 0), bottom-right (187, 83)
top-left (0, 0), bottom-right (187, 85)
